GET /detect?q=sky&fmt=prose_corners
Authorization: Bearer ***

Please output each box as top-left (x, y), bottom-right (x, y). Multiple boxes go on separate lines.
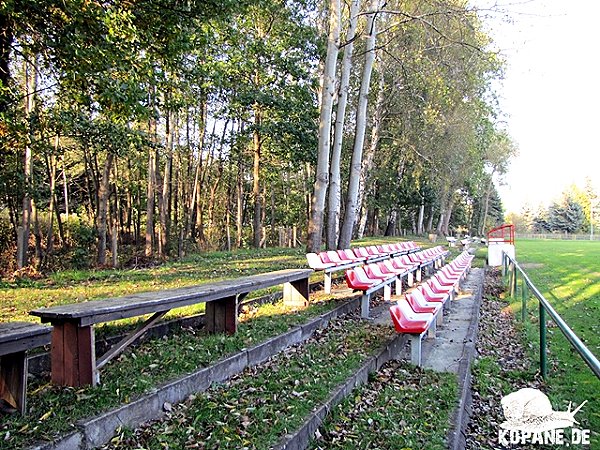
top-left (473, 0), bottom-right (600, 214)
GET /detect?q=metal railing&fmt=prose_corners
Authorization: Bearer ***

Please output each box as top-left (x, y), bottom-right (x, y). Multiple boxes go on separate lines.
top-left (516, 233), bottom-right (600, 241)
top-left (502, 251), bottom-right (600, 380)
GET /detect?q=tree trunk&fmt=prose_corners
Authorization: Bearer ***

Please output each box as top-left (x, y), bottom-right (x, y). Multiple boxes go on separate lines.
top-left (326, 0), bottom-right (360, 249)
top-left (159, 110), bottom-right (174, 258)
top-left (187, 101), bottom-right (207, 243)
top-left (442, 196), bottom-right (455, 235)
top-left (97, 153), bottom-right (114, 266)
top-left (30, 199), bottom-right (43, 268)
top-left (207, 120), bottom-right (228, 238)
top-left (225, 184), bottom-right (232, 251)
top-left (61, 154), bottom-right (70, 242)
top-left (436, 210), bottom-right (445, 236)
top-left (113, 158), bottom-right (123, 241)
top-left (135, 160), bottom-right (143, 246)
top-left (45, 148), bottom-right (58, 257)
top-left (252, 107), bottom-right (263, 248)
top-left (306, 0), bottom-right (341, 253)
top-left (357, 204), bottom-right (368, 239)
top-left (110, 185), bottom-right (119, 268)
top-left (384, 209), bottom-right (397, 236)
top-left (436, 186), bottom-right (449, 235)
top-left (236, 150), bottom-right (244, 248)
top-left (338, 2), bottom-right (380, 249)
top-left (145, 146), bottom-right (157, 257)
top-left (479, 173), bottom-right (495, 235)
top-left (145, 89), bottom-right (158, 256)
top-left (417, 201), bottom-right (425, 235)
top-left (426, 204), bottom-right (435, 233)
top-left (353, 60), bottom-right (384, 242)
top-left (17, 56), bottom-right (36, 269)
top-left (111, 220), bottom-right (118, 268)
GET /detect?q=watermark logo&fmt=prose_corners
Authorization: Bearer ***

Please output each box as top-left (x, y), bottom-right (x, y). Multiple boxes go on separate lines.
top-left (498, 388), bottom-right (590, 446)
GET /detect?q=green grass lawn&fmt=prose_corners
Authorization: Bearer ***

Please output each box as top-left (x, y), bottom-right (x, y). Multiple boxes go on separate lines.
top-left (509, 239), bottom-right (600, 443)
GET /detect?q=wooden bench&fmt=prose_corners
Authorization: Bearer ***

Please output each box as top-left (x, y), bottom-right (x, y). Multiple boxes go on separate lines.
top-left (0, 322), bottom-right (52, 414)
top-left (30, 268), bottom-right (312, 387)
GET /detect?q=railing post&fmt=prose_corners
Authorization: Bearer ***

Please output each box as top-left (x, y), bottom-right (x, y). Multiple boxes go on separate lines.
top-left (521, 279), bottom-right (528, 322)
top-left (510, 263), bottom-right (517, 297)
top-left (539, 302), bottom-right (548, 379)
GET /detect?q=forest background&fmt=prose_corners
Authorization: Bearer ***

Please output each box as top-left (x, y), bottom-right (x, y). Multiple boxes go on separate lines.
top-left (0, 0), bottom-right (521, 275)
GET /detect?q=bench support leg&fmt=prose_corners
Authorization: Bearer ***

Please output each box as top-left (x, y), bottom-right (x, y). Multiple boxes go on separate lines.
top-left (427, 320), bottom-right (436, 339)
top-left (383, 284), bottom-right (391, 301)
top-left (416, 267), bottom-right (422, 283)
top-left (323, 272), bottom-right (332, 294)
top-left (436, 310), bottom-right (443, 326)
top-left (395, 278), bottom-right (402, 295)
top-left (51, 322), bottom-right (96, 387)
top-left (96, 310), bottom-right (168, 373)
top-left (206, 295), bottom-right (238, 335)
top-left (283, 277), bottom-right (309, 307)
top-left (0, 352), bottom-right (27, 414)
top-left (409, 335), bottom-right (422, 366)
top-left (443, 298), bottom-right (451, 313)
top-left (361, 294), bottom-right (370, 318)
top-left (408, 272), bottom-right (414, 287)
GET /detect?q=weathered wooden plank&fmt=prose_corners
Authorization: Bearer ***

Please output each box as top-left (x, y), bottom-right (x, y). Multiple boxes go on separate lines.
top-left (63, 322), bottom-right (79, 387)
top-left (223, 296), bottom-right (237, 335)
top-left (0, 322), bottom-right (51, 356)
top-left (76, 326), bottom-right (95, 386)
top-left (51, 322), bottom-right (95, 386)
top-left (51, 324), bottom-right (65, 385)
top-left (206, 296), bottom-right (238, 334)
top-left (0, 333), bottom-right (52, 357)
top-left (283, 278), bottom-right (309, 307)
top-left (0, 351), bottom-right (27, 414)
top-left (96, 311), bottom-right (167, 371)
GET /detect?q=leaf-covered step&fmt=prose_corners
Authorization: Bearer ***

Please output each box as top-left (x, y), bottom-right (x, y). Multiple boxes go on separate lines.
top-left (104, 316), bottom-right (396, 449)
top-left (309, 361), bottom-right (457, 450)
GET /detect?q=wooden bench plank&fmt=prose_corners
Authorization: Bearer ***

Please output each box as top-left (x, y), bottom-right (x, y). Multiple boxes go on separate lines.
top-left (0, 322), bottom-right (51, 356)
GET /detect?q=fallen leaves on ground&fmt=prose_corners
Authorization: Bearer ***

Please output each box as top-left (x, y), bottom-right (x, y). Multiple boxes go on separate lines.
top-left (310, 361), bottom-right (457, 449)
top-left (465, 268), bottom-right (543, 450)
top-left (101, 315), bottom-right (395, 449)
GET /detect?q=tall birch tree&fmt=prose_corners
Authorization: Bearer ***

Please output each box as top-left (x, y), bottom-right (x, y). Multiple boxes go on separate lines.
top-left (326, 0), bottom-right (360, 249)
top-left (338, 0), bottom-right (381, 249)
top-left (306, 0), bottom-right (341, 253)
